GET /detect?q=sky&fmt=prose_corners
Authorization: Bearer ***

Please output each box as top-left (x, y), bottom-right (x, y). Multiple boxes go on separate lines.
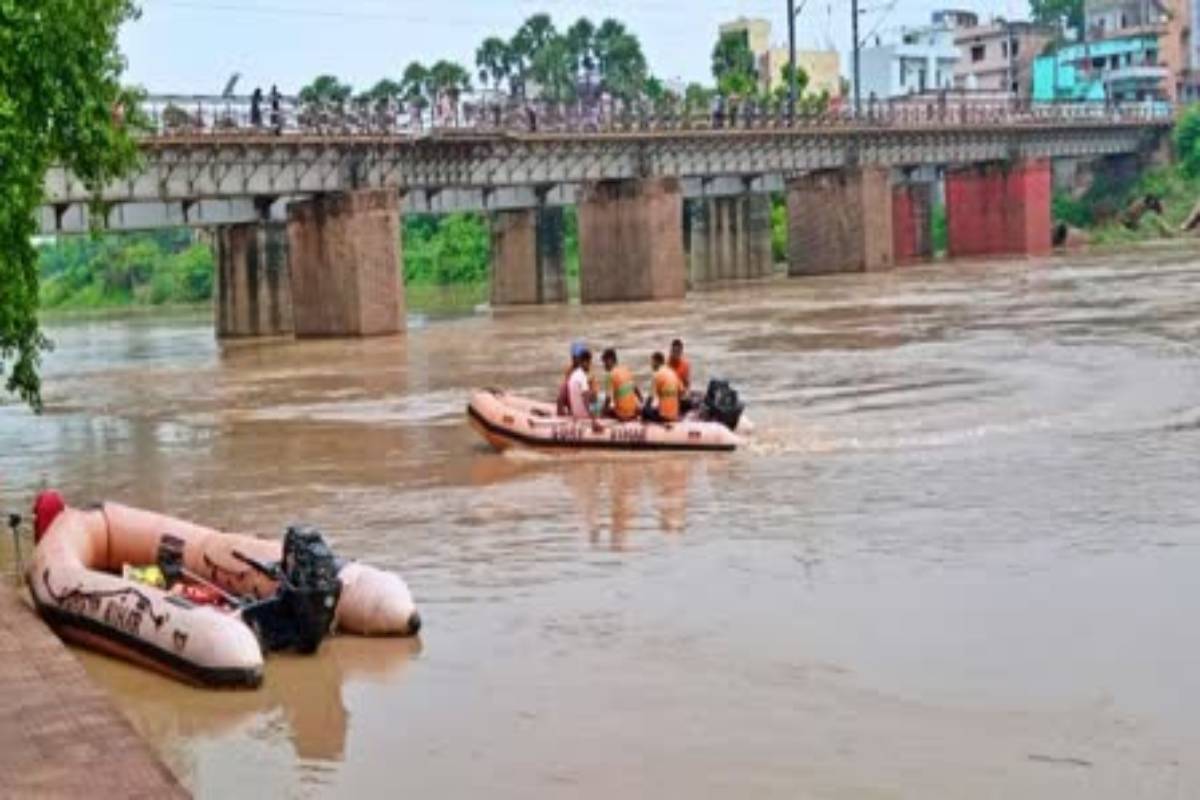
top-left (120, 0), bottom-right (1029, 95)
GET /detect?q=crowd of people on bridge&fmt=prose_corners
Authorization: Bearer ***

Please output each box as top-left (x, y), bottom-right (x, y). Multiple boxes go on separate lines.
top-left (557, 339), bottom-right (693, 429)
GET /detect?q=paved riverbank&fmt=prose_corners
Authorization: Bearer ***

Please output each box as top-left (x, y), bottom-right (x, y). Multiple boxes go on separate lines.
top-left (0, 585), bottom-right (185, 798)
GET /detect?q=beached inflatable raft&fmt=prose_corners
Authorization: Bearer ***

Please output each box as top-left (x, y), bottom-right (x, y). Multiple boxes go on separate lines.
top-left (26, 493), bottom-right (421, 688)
top-left (467, 388), bottom-right (743, 452)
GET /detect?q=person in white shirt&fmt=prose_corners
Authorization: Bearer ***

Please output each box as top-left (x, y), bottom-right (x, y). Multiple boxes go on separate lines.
top-left (567, 349), bottom-right (594, 418)
top-left (566, 349), bottom-right (603, 432)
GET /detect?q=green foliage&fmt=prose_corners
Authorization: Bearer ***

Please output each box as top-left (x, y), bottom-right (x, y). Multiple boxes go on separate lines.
top-left (475, 37), bottom-right (513, 91)
top-left (37, 230), bottom-right (213, 310)
top-left (712, 31), bottom-right (758, 98)
top-left (400, 62), bottom-right (431, 111)
top-left (1174, 104), bottom-right (1200, 178)
top-left (1088, 166), bottom-right (1200, 245)
top-left (530, 36), bottom-right (576, 102)
top-left (931, 202), bottom-right (947, 256)
top-left (684, 83), bottom-right (716, 114)
top-left (358, 79), bottom-right (403, 110)
top-left (403, 214), bottom-right (491, 285)
top-left (1, 0), bottom-right (142, 409)
top-left (563, 207), bottom-right (580, 279)
top-left (770, 195), bottom-right (787, 263)
top-left (1029, 0), bottom-right (1084, 33)
top-left (299, 75), bottom-right (353, 107)
top-left (1051, 192), bottom-right (1092, 228)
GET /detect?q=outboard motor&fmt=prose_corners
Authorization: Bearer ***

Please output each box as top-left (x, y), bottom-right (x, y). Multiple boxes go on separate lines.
top-left (702, 379), bottom-right (744, 432)
top-left (241, 525), bottom-right (342, 654)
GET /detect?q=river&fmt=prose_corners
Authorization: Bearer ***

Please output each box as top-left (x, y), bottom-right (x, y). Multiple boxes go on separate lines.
top-left (2, 246), bottom-right (1200, 798)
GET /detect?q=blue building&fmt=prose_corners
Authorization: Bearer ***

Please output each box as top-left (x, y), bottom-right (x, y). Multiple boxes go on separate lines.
top-left (1033, 0), bottom-right (1169, 103)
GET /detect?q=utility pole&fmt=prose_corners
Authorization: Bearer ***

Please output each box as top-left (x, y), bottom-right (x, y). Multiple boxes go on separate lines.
top-left (852, 0), bottom-right (862, 116)
top-left (788, 0), bottom-right (797, 117)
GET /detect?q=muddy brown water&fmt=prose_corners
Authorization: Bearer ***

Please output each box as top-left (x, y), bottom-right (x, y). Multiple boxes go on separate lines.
top-left (3, 247), bottom-right (1200, 798)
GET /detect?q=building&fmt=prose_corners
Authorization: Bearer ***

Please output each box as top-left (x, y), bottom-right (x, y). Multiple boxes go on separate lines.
top-left (954, 20), bottom-right (1055, 98)
top-left (1033, 0), bottom-right (1172, 103)
top-left (762, 48), bottom-right (842, 98)
top-left (718, 17), bottom-right (772, 64)
top-left (856, 11), bottom-right (970, 99)
top-left (717, 17), bottom-right (841, 99)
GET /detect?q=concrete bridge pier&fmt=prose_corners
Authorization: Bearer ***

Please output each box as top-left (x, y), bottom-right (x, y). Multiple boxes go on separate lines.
top-left (578, 177), bottom-right (686, 303)
top-left (685, 194), bottom-right (774, 286)
top-left (490, 207), bottom-right (567, 305)
top-left (786, 167), bottom-right (894, 275)
top-left (945, 158), bottom-right (1052, 259)
top-left (286, 188), bottom-right (405, 336)
top-left (215, 221), bottom-right (294, 338)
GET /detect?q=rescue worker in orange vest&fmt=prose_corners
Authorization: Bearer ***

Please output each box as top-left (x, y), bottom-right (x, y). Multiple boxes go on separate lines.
top-left (668, 338), bottom-right (692, 392)
top-left (601, 348), bottom-right (643, 422)
top-left (643, 351), bottom-right (682, 423)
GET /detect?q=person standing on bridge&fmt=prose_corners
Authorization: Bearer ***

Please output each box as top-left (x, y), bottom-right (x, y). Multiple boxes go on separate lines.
top-left (250, 87), bottom-right (263, 128)
top-left (269, 85), bottom-right (282, 134)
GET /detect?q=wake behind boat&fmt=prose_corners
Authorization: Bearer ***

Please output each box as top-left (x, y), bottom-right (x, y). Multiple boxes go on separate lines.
top-left (467, 388), bottom-right (744, 453)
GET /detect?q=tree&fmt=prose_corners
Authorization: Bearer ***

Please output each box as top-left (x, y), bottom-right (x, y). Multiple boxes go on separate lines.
top-left (400, 62), bottom-right (431, 114)
top-left (594, 19), bottom-right (648, 101)
top-left (361, 79), bottom-right (403, 104)
top-left (642, 77), bottom-right (678, 114)
top-left (683, 82), bottom-right (716, 114)
top-left (475, 37), bottom-right (512, 93)
top-left (299, 74), bottom-right (353, 107)
top-left (1029, 0), bottom-right (1084, 34)
top-left (566, 18), bottom-right (597, 80)
top-left (531, 35), bottom-right (576, 102)
top-left (772, 64), bottom-right (810, 106)
top-left (509, 14), bottom-right (559, 98)
top-left (1174, 104), bottom-right (1200, 178)
top-left (428, 60), bottom-right (471, 115)
top-left (1, 0), bottom-right (142, 409)
top-left (712, 31), bottom-right (758, 99)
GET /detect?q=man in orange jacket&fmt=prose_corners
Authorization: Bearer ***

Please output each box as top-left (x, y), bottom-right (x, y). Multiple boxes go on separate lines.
top-left (643, 352), bottom-right (681, 423)
top-left (601, 348), bottom-right (643, 421)
top-left (668, 338), bottom-right (691, 392)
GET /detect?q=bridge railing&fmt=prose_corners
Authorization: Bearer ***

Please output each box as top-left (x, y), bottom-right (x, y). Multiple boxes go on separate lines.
top-left (135, 94), bottom-right (1174, 139)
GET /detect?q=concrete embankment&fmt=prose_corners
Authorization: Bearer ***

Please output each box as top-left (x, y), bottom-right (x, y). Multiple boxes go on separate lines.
top-left (0, 585), bottom-right (186, 798)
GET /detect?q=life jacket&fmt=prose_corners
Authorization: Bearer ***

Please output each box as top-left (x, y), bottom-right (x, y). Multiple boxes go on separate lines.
top-left (669, 356), bottom-right (691, 390)
top-left (653, 366), bottom-right (682, 421)
top-left (607, 365), bottom-right (639, 421)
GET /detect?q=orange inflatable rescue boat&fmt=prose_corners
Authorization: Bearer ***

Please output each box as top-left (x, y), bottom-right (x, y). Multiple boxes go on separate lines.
top-left (467, 387), bottom-right (745, 453)
top-left (26, 492), bottom-right (421, 688)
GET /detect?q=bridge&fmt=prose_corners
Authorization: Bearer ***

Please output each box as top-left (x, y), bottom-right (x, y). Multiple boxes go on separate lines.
top-left (39, 95), bottom-right (1173, 338)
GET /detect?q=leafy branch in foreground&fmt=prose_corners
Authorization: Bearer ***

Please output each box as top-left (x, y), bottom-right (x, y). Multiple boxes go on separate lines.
top-left (0, 0), bottom-right (142, 410)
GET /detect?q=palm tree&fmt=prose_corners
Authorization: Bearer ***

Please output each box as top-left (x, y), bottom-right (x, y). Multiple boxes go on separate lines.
top-left (566, 18), bottom-right (597, 86)
top-left (475, 36), bottom-right (512, 95)
top-left (530, 35), bottom-right (575, 103)
top-left (299, 74), bottom-right (353, 107)
top-left (400, 61), bottom-right (431, 120)
top-left (602, 32), bottom-right (648, 102)
top-left (510, 13), bottom-right (558, 98)
top-left (428, 60), bottom-right (472, 122)
top-left (356, 78), bottom-right (403, 127)
top-left (516, 13), bottom-right (556, 55)
top-left (360, 78), bottom-right (403, 107)
top-left (589, 19), bottom-right (648, 102)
